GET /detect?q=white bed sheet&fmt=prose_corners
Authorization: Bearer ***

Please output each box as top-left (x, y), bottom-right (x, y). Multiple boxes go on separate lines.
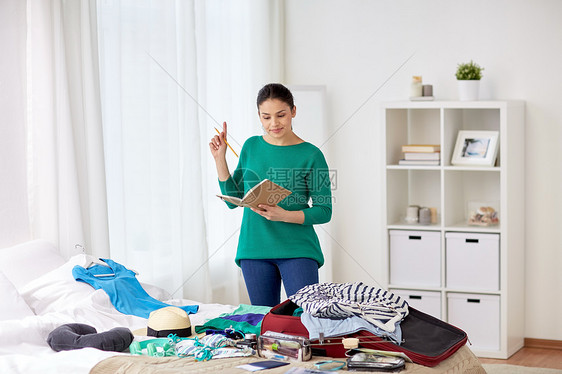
top-left (0, 242), bottom-right (236, 374)
top-left (0, 241), bottom-right (485, 374)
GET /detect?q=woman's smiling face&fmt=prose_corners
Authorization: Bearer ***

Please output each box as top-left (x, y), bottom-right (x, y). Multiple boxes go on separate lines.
top-left (258, 98), bottom-right (296, 141)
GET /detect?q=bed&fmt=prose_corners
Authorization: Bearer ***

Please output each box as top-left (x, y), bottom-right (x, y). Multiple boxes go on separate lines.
top-left (0, 240), bottom-right (486, 373)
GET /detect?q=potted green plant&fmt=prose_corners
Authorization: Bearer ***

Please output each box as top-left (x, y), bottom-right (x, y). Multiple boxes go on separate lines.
top-left (455, 60), bottom-right (484, 101)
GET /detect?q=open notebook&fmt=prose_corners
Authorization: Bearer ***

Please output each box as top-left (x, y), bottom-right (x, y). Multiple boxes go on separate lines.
top-left (217, 179), bottom-right (292, 210)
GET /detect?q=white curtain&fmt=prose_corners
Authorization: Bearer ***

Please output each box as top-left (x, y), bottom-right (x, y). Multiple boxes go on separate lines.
top-left (201, 0), bottom-right (284, 304)
top-left (0, 0), bottom-right (109, 257)
top-left (97, 0), bottom-right (284, 303)
top-left (27, 0), bottom-right (109, 259)
top-left (0, 0), bottom-right (29, 249)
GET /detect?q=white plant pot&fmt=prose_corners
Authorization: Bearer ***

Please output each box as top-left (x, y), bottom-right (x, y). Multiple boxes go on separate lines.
top-left (457, 80), bottom-right (480, 101)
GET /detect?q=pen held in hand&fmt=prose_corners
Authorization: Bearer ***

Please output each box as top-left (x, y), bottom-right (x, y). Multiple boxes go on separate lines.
top-left (214, 127), bottom-right (239, 158)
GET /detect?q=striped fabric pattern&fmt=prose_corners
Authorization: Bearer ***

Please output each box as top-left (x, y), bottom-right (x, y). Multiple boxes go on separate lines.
top-left (289, 282), bottom-right (409, 333)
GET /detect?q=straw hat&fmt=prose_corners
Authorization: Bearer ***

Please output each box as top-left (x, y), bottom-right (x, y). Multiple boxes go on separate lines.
top-left (133, 306), bottom-right (192, 337)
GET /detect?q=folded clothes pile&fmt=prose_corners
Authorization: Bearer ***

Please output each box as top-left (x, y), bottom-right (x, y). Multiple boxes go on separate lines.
top-left (289, 282), bottom-right (409, 344)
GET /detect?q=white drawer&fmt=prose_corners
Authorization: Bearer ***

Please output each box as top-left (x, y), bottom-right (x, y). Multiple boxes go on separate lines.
top-left (447, 293), bottom-right (500, 351)
top-left (390, 289), bottom-right (441, 320)
top-left (446, 232), bottom-right (499, 291)
top-left (390, 230), bottom-right (440, 288)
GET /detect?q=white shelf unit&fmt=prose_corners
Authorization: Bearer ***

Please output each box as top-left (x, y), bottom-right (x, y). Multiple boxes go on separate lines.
top-left (381, 101), bottom-right (525, 359)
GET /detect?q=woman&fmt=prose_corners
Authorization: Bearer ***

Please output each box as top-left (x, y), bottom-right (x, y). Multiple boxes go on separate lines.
top-left (209, 83), bottom-right (332, 307)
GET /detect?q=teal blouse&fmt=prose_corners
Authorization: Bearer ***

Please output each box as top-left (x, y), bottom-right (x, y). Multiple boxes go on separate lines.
top-left (219, 136), bottom-right (332, 267)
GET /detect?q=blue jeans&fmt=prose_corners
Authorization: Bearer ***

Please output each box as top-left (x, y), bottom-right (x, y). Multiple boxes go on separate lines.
top-left (240, 258), bottom-right (319, 307)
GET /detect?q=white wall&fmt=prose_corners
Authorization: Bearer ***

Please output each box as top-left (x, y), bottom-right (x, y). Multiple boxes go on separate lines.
top-left (284, 0), bottom-right (562, 341)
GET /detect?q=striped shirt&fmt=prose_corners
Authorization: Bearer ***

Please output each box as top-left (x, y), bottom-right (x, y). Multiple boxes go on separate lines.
top-left (290, 282), bottom-right (409, 333)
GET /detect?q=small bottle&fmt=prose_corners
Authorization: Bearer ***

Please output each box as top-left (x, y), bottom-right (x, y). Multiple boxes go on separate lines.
top-left (429, 207), bottom-right (438, 224)
top-left (410, 76), bottom-right (422, 97)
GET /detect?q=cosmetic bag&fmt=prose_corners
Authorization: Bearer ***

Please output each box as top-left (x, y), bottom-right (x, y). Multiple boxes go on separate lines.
top-left (260, 299), bottom-right (467, 367)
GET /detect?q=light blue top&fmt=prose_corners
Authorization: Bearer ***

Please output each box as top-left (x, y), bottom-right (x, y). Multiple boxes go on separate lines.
top-left (301, 313), bottom-right (403, 344)
top-left (72, 258), bottom-right (198, 319)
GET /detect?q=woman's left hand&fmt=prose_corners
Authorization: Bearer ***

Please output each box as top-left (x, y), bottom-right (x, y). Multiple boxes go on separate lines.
top-left (251, 205), bottom-right (305, 224)
top-left (251, 205), bottom-right (287, 222)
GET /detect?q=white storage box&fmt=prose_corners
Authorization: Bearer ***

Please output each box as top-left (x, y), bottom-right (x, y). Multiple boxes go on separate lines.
top-left (446, 232), bottom-right (499, 291)
top-left (447, 293), bottom-right (500, 351)
top-left (389, 230), bottom-right (440, 288)
top-left (390, 289), bottom-right (441, 320)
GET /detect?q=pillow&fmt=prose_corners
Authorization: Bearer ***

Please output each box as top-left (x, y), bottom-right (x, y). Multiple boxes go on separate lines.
top-left (141, 282), bottom-right (172, 302)
top-left (47, 323), bottom-right (134, 352)
top-left (0, 240), bottom-right (66, 290)
top-left (19, 254), bottom-right (99, 315)
top-left (20, 253), bottom-right (173, 315)
top-left (0, 270), bottom-right (35, 320)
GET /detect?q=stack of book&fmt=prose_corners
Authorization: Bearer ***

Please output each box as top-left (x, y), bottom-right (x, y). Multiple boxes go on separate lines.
top-left (399, 144), bottom-right (440, 165)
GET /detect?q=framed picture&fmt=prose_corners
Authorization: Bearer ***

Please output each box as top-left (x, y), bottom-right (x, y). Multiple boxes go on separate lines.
top-left (451, 130), bottom-right (499, 166)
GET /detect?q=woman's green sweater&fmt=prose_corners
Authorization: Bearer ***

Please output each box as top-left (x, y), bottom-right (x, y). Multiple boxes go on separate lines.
top-left (219, 136), bottom-right (332, 267)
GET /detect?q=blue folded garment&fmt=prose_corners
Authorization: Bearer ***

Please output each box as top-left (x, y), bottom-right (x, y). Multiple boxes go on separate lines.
top-left (300, 312), bottom-right (403, 344)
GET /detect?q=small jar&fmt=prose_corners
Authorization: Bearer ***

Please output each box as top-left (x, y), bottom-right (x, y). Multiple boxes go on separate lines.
top-left (405, 205), bottom-right (419, 224)
top-left (419, 207), bottom-right (431, 225)
top-left (422, 84), bottom-right (433, 97)
top-left (410, 76), bottom-right (422, 97)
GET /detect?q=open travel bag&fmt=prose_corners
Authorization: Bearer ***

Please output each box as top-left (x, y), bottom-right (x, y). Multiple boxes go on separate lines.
top-left (260, 299), bottom-right (468, 367)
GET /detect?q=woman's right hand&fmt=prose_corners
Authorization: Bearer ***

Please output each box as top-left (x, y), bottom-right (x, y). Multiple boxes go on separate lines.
top-left (209, 121), bottom-right (228, 160)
